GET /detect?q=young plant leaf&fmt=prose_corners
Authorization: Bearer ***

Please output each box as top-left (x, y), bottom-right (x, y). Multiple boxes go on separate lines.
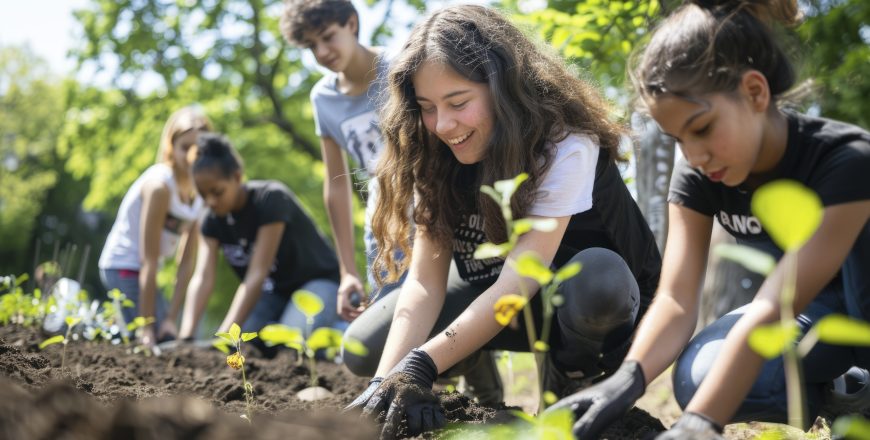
top-left (493, 173), bottom-right (529, 202)
top-left (65, 316), bottom-right (81, 327)
top-left (292, 290), bottom-right (324, 318)
top-left (832, 414), bottom-right (870, 439)
top-left (533, 340), bottom-right (550, 352)
top-left (215, 332), bottom-right (235, 345)
top-left (241, 332), bottom-right (258, 342)
top-left (480, 185), bottom-right (502, 204)
top-left (814, 314), bottom-right (870, 346)
top-left (229, 323), bottom-right (241, 341)
top-left (714, 243), bottom-right (775, 276)
top-left (512, 252), bottom-right (553, 285)
top-left (39, 335), bottom-right (65, 349)
top-left (554, 262), bottom-right (582, 283)
top-left (258, 324), bottom-right (304, 347)
top-left (343, 337), bottom-right (369, 356)
top-left (542, 390), bottom-right (559, 405)
top-left (748, 322), bottom-right (800, 359)
top-left (474, 242), bottom-right (510, 260)
top-left (307, 327), bottom-right (343, 351)
top-left (212, 338), bottom-right (231, 354)
top-left (493, 294), bottom-right (528, 326)
top-left (751, 180), bottom-right (823, 252)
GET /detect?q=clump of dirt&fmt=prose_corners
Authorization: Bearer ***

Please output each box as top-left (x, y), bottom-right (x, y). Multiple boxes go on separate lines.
top-left (0, 324), bottom-right (665, 439)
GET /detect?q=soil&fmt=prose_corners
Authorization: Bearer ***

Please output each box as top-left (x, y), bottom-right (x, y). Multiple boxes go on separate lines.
top-left (0, 324), bottom-right (665, 439)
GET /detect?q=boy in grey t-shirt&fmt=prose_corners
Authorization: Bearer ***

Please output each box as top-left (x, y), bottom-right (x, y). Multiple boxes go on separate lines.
top-left (280, 0), bottom-right (384, 323)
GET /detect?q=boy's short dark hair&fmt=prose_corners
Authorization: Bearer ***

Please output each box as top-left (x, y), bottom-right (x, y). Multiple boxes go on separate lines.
top-left (280, 0), bottom-right (359, 46)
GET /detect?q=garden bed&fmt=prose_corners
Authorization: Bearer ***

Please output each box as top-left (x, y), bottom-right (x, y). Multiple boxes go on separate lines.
top-left (0, 324), bottom-right (665, 439)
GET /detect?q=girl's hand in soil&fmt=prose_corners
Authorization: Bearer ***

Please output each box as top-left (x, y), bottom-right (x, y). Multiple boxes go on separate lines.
top-left (545, 360), bottom-right (646, 439)
top-left (157, 320), bottom-right (178, 343)
top-left (351, 349), bottom-right (446, 439)
top-left (655, 412), bottom-right (724, 440)
top-left (337, 274), bottom-right (366, 321)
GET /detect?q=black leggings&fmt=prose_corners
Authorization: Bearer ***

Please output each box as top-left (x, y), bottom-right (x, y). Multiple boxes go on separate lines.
top-left (342, 247), bottom-right (640, 377)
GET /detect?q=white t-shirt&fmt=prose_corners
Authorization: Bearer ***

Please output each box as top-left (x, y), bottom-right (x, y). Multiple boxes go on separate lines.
top-left (528, 133), bottom-right (599, 217)
top-left (98, 164), bottom-right (204, 270)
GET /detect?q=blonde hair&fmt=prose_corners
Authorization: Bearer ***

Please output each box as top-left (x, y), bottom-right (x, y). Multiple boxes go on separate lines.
top-left (156, 105), bottom-right (213, 164)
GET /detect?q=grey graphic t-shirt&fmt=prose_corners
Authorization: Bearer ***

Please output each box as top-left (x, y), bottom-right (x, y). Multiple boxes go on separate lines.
top-left (310, 53), bottom-right (389, 179)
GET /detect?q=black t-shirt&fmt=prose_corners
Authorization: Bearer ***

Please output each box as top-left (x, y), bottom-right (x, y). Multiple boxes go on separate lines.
top-left (201, 180), bottom-right (340, 296)
top-left (451, 138), bottom-right (662, 315)
top-left (669, 111), bottom-right (870, 259)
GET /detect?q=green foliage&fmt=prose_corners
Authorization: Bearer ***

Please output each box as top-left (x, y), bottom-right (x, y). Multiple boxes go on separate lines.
top-left (832, 414), bottom-right (870, 440)
top-left (507, 0), bottom-right (660, 96)
top-left (259, 321), bottom-right (352, 388)
top-left (443, 405), bottom-right (575, 439)
top-left (0, 46), bottom-right (64, 264)
top-left (216, 322), bottom-right (257, 422)
top-left (797, 0), bottom-right (870, 128)
top-left (714, 243), bottom-right (776, 276)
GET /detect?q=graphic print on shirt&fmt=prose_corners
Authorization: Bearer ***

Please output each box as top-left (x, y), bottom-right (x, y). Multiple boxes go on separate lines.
top-left (453, 213), bottom-right (504, 283)
top-left (340, 111), bottom-right (380, 175)
top-left (220, 241), bottom-right (277, 294)
top-left (718, 211), bottom-right (764, 236)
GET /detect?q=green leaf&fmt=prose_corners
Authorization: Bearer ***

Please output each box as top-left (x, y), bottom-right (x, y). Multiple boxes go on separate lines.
top-left (122, 299), bottom-right (135, 308)
top-left (212, 339), bottom-right (231, 354)
top-left (480, 185), bottom-right (501, 204)
top-left (307, 327), bottom-right (343, 351)
top-left (241, 332), bottom-right (258, 342)
top-left (65, 316), bottom-right (81, 327)
top-left (215, 332), bottom-right (235, 345)
top-left (814, 314), bottom-right (870, 346)
top-left (533, 340), bottom-right (550, 352)
top-left (751, 180), bottom-right (823, 252)
top-left (539, 405), bottom-right (573, 433)
top-left (493, 173), bottom-right (529, 203)
top-left (343, 337), bottom-right (369, 357)
top-left (542, 390), bottom-right (559, 406)
top-left (832, 415), bottom-right (870, 439)
top-left (714, 243), bottom-right (776, 276)
top-left (512, 252), bottom-right (553, 285)
top-left (229, 323), bottom-right (241, 341)
top-left (551, 294), bottom-right (565, 307)
top-left (39, 335), bottom-right (65, 349)
top-left (474, 242), bottom-right (510, 260)
top-left (292, 290), bottom-right (325, 318)
top-left (258, 324), bottom-right (304, 347)
top-left (554, 262), bottom-right (582, 283)
top-left (748, 322), bottom-right (799, 359)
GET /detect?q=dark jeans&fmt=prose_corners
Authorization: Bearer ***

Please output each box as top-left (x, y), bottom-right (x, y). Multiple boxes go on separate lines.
top-left (673, 221), bottom-right (870, 425)
top-left (342, 247), bottom-right (641, 378)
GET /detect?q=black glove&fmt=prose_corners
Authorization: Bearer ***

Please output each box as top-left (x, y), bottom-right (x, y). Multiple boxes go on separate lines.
top-left (655, 412), bottom-right (724, 440)
top-left (345, 377), bottom-right (384, 411)
top-left (545, 360), bottom-right (646, 439)
top-left (358, 349), bottom-right (446, 439)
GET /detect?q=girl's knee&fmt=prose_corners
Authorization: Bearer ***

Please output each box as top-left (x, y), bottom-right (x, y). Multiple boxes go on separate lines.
top-left (558, 248), bottom-right (639, 333)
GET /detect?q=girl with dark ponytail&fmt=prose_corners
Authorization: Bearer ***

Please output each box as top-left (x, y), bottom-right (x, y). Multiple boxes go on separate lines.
top-left (177, 133), bottom-right (345, 343)
top-left (549, 1), bottom-right (870, 438)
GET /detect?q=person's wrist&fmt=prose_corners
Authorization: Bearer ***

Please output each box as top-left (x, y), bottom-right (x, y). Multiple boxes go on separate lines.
top-left (399, 348), bottom-right (438, 388)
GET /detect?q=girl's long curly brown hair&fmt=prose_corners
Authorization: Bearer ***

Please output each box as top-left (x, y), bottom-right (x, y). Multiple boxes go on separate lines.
top-left (372, 5), bottom-right (623, 286)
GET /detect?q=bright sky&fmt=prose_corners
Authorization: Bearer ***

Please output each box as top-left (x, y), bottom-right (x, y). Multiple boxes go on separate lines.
top-left (0, 0), bottom-right (89, 74)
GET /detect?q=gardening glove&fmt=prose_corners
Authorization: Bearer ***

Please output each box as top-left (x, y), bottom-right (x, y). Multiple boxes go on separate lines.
top-left (360, 349), bottom-right (446, 439)
top-left (545, 360), bottom-right (646, 440)
top-left (655, 412), bottom-right (724, 439)
top-left (345, 377), bottom-right (383, 411)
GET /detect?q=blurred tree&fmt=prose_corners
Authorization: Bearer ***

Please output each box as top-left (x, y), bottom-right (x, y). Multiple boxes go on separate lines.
top-left (798, 0), bottom-right (869, 128)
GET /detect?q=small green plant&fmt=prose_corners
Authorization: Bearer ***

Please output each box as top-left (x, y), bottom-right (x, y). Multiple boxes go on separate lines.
top-left (717, 179), bottom-right (870, 431)
top-left (39, 316), bottom-right (82, 375)
top-left (474, 173), bottom-right (582, 412)
top-left (259, 290), bottom-right (369, 389)
top-left (215, 323), bottom-right (258, 423)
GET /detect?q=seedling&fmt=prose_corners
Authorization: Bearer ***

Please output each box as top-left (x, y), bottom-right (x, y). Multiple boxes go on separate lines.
top-left (443, 403), bottom-right (574, 439)
top-left (127, 316), bottom-right (156, 355)
top-left (475, 173), bottom-right (581, 411)
top-left (717, 180), bottom-right (870, 431)
top-left (215, 323), bottom-right (258, 423)
top-left (39, 316), bottom-right (82, 375)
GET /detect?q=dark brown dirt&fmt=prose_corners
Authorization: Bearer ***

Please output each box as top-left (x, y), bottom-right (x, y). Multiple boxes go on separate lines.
top-left (0, 324), bottom-right (664, 439)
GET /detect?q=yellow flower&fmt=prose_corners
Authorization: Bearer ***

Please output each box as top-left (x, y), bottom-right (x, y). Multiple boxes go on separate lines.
top-left (493, 294), bottom-right (528, 326)
top-left (226, 352), bottom-right (245, 370)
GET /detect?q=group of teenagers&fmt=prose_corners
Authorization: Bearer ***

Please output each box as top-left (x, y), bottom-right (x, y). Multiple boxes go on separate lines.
top-left (96, 0), bottom-right (870, 438)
